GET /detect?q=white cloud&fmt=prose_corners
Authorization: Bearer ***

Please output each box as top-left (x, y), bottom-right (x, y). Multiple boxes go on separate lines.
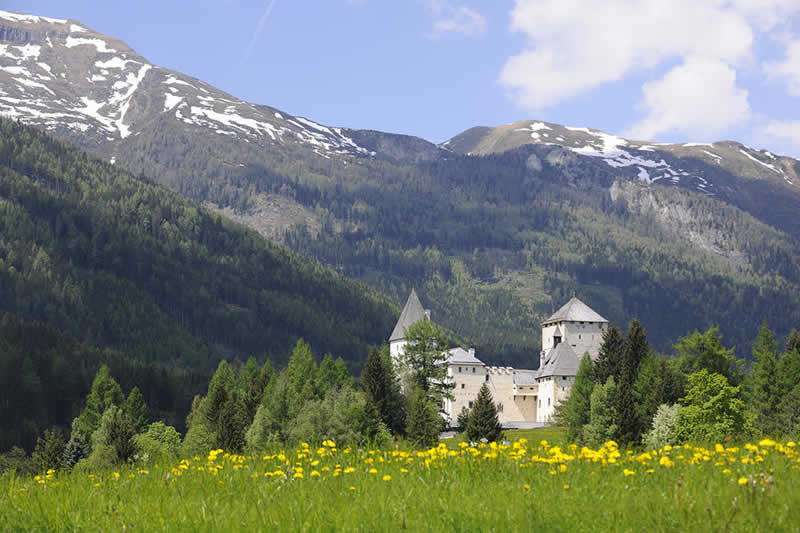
top-left (626, 57), bottom-right (751, 140)
top-left (499, 0), bottom-right (800, 141)
top-left (759, 119), bottom-right (800, 146)
top-left (765, 39), bottom-right (800, 96)
top-left (500, 0), bottom-right (755, 111)
top-left (426, 1), bottom-right (486, 36)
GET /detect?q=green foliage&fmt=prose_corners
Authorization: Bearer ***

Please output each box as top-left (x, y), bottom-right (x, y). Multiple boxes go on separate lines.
top-left (583, 378), bottom-right (618, 447)
top-left (318, 354), bottom-right (351, 394)
top-left (465, 383), bottom-right (503, 443)
top-left (133, 422), bottom-right (182, 462)
top-left (406, 387), bottom-right (441, 448)
top-left (288, 387), bottom-right (388, 446)
top-left (61, 418), bottom-right (90, 471)
top-left (564, 353), bottom-right (593, 442)
top-left (615, 319), bottom-right (648, 445)
top-left (675, 326), bottom-right (744, 385)
top-left (124, 387), bottom-right (150, 434)
top-left (78, 365), bottom-right (124, 438)
top-left (594, 325), bottom-right (624, 385)
top-left (633, 353), bottom-right (660, 435)
top-left (456, 407), bottom-right (471, 432)
top-left (401, 320), bottom-right (452, 403)
top-left (85, 406), bottom-right (137, 468)
top-left (676, 370), bottom-right (750, 444)
top-left (643, 404), bottom-right (680, 450)
top-left (0, 446), bottom-right (33, 476)
top-left (31, 428), bottom-right (65, 474)
top-left (360, 345), bottom-right (406, 435)
top-left (750, 323), bottom-right (780, 435)
top-left (0, 117), bottom-right (397, 379)
top-left (287, 340), bottom-right (319, 400)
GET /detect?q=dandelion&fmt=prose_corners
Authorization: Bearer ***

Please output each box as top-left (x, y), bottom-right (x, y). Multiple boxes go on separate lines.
top-left (383, 475), bottom-right (391, 481)
top-left (738, 477), bottom-right (748, 486)
top-left (368, 468), bottom-right (378, 474)
top-left (293, 472), bottom-right (304, 479)
top-left (563, 484), bottom-right (569, 490)
top-left (623, 469), bottom-right (635, 477)
top-left (349, 486), bottom-right (356, 491)
top-left (113, 472), bottom-right (120, 480)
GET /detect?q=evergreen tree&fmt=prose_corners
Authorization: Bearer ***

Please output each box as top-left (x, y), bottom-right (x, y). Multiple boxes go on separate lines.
top-left (31, 427), bottom-right (66, 473)
top-left (750, 322), bottom-right (780, 435)
top-left (564, 353), bottom-right (594, 442)
top-left (62, 418), bottom-right (90, 470)
top-left (319, 353), bottom-right (351, 393)
top-left (615, 319), bottom-right (648, 445)
top-left (583, 377), bottom-right (618, 447)
top-left (401, 320), bottom-right (453, 402)
top-left (206, 361), bottom-right (236, 428)
top-left (124, 386), bottom-right (150, 433)
top-left (216, 392), bottom-right (248, 452)
top-left (655, 357), bottom-right (685, 406)
top-left (287, 339), bottom-right (319, 400)
top-left (785, 330), bottom-right (800, 355)
top-left (79, 365), bottom-right (124, 436)
top-left (674, 326), bottom-right (743, 385)
top-left (240, 358), bottom-right (273, 424)
top-left (361, 345), bottom-right (406, 435)
top-left (405, 386), bottom-right (440, 448)
top-left (465, 383), bottom-right (504, 443)
top-left (633, 353), bottom-right (660, 436)
top-left (456, 406), bottom-right (471, 431)
top-left (594, 325), bottom-right (624, 385)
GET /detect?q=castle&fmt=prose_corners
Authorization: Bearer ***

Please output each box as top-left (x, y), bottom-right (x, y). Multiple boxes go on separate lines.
top-left (389, 289), bottom-right (608, 425)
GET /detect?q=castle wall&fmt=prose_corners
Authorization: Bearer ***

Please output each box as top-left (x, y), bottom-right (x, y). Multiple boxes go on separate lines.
top-left (445, 365), bottom-right (539, 426)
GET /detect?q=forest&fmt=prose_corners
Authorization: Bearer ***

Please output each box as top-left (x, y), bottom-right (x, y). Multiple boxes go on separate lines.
top-left (112, 117), bottom-right (800, 367)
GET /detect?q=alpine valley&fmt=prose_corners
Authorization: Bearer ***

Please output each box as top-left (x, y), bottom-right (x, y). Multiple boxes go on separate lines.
top-left (3, 8), bottom-right (800, 376)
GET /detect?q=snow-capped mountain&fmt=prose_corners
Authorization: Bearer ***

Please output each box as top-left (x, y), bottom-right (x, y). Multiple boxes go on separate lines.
top-left (443, 120), bottom-right (800, 198)
top-left (0, 10), bottom-right (375, 160)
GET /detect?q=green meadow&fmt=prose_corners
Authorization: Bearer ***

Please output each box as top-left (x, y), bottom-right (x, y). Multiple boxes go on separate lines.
top-left (3, 429), bottom-right (799, 532)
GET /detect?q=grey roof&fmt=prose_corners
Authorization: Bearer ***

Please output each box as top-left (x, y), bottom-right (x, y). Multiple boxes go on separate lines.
top-left (544, 297), bottom-right (607, 325)
top-left (514, 370), bottom-right (538, 386)
top-left (537, 342), bottom-right (580, 377)
top-left (390, 289), bottom-right (427, 342)
top-left (446, 347), bottom-right (485, 366)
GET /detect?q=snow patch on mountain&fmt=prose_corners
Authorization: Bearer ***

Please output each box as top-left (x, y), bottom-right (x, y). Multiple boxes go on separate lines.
top-left (65, 37), bottom-right (116, 54)
top-left (0, 10), bottom-right (67, 24)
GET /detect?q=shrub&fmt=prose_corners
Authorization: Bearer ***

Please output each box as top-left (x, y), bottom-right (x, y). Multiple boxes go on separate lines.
top-left (643, 404), bottom-right (680, 449)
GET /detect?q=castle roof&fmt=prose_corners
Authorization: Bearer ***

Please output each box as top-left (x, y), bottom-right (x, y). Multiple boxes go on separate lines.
top-left (390, 289), bottom-right (428, 342)
top-left (446, 347), bottom-right (484, 366)
top-left (543, 297), bottom-right (607, 325)
top-left (537, 342), bottom-right (581, 377)
top-left (514, 370), bottom-right (539, 386)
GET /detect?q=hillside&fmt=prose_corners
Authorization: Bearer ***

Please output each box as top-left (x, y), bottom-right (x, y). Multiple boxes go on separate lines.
top-left (0, 118), bottom-right (397, 371)
top-left (3, 10), bottom-right (800, 364)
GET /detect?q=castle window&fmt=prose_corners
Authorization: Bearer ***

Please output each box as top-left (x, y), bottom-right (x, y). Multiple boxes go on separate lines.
top-left (548, 398), bottom-right (551, 406)
top-left (461, 383), bottom-right (465, 389)
top-left (498, 403), bottom-right (504, 412)
top-left (485, 374), bottom-right (489, 382)
top-left (538, 399), bottom-right (541, 408)
top-left (579, 334), bottom-right (581, 339)
top-left (459, 367), bottom-right (462, 373)
top-left (469, 401), bottom-right (473, 409)
top-left (472, 367), bottom-right (476, 373)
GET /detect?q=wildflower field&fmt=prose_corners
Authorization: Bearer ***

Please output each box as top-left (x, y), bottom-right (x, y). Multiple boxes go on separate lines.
top-left (3, 431), bottom-right (800, 532)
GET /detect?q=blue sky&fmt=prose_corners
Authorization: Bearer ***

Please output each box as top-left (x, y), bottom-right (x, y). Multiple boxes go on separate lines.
top-left (6, 1), bottom-right (800, 156)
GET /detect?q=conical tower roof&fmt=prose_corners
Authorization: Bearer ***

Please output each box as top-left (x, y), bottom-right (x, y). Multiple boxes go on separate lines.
top-left (543, 297), bottom-right (607, 324)
top-left (390, 289), bottom-right (427, 342)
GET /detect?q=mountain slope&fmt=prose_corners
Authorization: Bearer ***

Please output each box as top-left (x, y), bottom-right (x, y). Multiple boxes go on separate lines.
top-left (4, 10), bottom-right (800, 362)
top-left (0, 117), bottom-right (397, 370)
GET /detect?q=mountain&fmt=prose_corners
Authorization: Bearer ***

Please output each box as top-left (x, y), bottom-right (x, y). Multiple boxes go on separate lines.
top-left (0, 117), bottom-right (397, 371)
top-left (3, 10), bottom-right (800, 364)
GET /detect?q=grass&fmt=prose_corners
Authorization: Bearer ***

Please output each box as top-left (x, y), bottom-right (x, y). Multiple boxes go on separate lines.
top-left (2, 436), bottom-right (799, 532)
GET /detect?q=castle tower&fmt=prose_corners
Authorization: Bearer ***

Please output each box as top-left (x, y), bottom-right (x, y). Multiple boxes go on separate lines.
top-left (389, 289), bottom-right (429, 363)
top-left (536, 297), bottom-right (608, 422)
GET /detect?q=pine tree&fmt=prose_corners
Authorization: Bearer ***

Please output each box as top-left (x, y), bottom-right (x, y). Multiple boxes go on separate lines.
top-left (785, 330), bottom-right (800, 355)
top-left (124, 386), bottom-right (150, 433)
top-left (216, 392), bottom-right (248, 452)
top-left (240, 358), bottom-right (273, 423)
top-left (564, 353), bottom-right (593, 442)
top-left (583, 377), bottom-right (618, 447)
top-left (405, 387), bottom-right (440, 448)
top-left (205, 360), bottom-right (236, 432)
top-left (750, 322), bottom-right (780, 435)
top-left (401, 320), bottom-right (453, 406)
top-left (32, 427), bottom-right (66, 473)
top-left (594, 325), bottom-right (624, 385)
top-left (79, 365), bottom-right (124, 436)
top-left (465, 383), bottom-right (503, 443)
top-left (615, 319), bottom-right (648, 445)
top-left (287, 339), bottom-right (319, 399)
top-left (62, 418), bottom-right (90, 470)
